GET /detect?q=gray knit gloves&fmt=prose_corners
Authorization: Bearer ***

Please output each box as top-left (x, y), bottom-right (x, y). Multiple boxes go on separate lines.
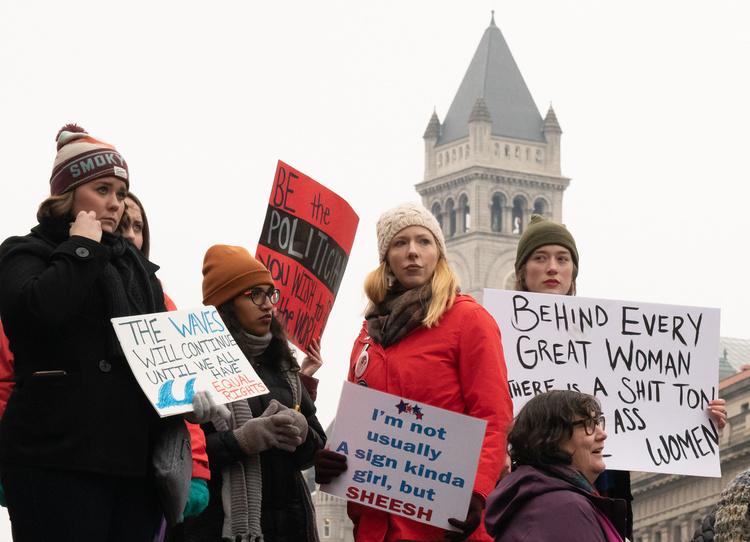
top-left (233, 400), bottom-right (308, 455)
top-left (185, 391), bottom-right (231, 424)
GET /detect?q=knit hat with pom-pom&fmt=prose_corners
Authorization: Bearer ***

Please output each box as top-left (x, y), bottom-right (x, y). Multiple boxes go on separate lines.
top-left (49, 124), bottom-right (129, 195)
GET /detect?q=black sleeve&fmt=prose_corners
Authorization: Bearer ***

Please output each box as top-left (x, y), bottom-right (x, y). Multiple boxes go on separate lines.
top-left (0, 235), bottom-right (110, 327)
top-left (204, 426), bottom-right (246, 470)
top-left (293, 383), bottom-right (326, 470)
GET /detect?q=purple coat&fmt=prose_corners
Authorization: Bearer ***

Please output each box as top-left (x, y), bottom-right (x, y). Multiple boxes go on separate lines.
top-left (484, 465), bottom-right (627, 542)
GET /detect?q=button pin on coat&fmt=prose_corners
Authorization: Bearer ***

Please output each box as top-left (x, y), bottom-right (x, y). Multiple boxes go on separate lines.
top-left (75, 247), bottom-right (90, 258)
top-left (98, 359), bottom-right (112, 373)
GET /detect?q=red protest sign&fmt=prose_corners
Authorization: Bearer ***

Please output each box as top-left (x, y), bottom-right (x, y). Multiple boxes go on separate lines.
top-left (256, 160), bottom-right (359, 351)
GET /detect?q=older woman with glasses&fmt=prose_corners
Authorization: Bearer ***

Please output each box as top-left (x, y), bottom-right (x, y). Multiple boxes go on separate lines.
top-left (485, 390), bottom-right (627, 542)
top-left (180, 245), bottom-right (326, 542)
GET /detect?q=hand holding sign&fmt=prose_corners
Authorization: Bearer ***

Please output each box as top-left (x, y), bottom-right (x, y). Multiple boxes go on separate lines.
top-left (185, 391), bottom-right (230, 424)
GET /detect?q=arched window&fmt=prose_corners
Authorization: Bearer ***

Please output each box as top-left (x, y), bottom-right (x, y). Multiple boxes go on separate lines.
top-left (451, 149), bottom-right (457, 162)
top-left (504, 144), bottom-right (510, 157)
top-left (512, 196), bottom-right (526, 234)
top-left (431, 202), bottom-right (443, 230)
top-left (533, 198), bottom-right (547, 216)
top-left (491, 193), bottom-right (505, 232)
top-left (459, 194), bottom-right (470, 233)
top-left (445, 198), bottom-right (456, 237)
top-left (323, 518), bottom-right (331, 538)
top-left (465, 144), bottom-right (470, 157)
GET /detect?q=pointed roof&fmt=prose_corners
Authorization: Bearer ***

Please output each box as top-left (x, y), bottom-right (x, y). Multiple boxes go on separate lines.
top-left (543, 105), bottom-right (562, 133)
top-left (423, 109), bottom-right (441, 139)
top-left (438, 15), bottom-right (544, 145)
top-left (469, 97), bottom-right (492, 122)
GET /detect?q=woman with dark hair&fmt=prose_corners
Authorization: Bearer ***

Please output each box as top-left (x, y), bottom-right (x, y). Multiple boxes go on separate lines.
top-left (315, 202), bottom-right (513, 541)
top-left (485, 390), bottom-right (627, 542)
top-left (181, 244), bottom-right (325, 542)
top-left (511, 214), bottom-right (728, 539)
top-left (0, 125), bottom-right (172, 541)
top-left (119, 193), bottom-right (214, 533)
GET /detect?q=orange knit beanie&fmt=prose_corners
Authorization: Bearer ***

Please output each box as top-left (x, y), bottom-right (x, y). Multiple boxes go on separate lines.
top-left (202, 245), bottom-right (274, 307)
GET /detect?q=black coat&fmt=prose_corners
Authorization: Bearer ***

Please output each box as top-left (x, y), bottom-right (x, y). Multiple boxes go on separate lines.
top-left (0, 217), bottom-right (166, 477)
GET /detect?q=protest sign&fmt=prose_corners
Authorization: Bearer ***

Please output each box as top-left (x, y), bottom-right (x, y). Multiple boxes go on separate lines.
top-left (322, 382), bottom-right (486, 530)
top-left (483, 288), bottom-right (721, 477)
top-left (256, 160), bottom-right (359, 351)
top-left (112, 306), bottom-right (268, 417)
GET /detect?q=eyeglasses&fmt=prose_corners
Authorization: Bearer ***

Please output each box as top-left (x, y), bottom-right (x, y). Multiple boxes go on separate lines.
top-left (571, 415), bottom-right (605, 435)
top-left (243, 287), bottom-right (281, 307)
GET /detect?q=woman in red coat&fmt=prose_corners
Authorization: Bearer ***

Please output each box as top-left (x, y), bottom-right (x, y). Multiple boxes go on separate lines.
top-left (316, 202), bottom-right (513, 541)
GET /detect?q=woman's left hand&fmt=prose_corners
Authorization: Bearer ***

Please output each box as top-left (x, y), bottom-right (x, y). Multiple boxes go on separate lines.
top-left (707, 398), bottom-right (727, 429)
top-left (185, 391), bottom-right (230, 424)
top-left (300, 338), bottom-right (323, 377)
top-left (445, 493), bottom-right (484, 541)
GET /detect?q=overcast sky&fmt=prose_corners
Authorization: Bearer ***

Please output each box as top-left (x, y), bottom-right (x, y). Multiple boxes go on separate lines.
top-left (1, 1), bottom-right (749, 535)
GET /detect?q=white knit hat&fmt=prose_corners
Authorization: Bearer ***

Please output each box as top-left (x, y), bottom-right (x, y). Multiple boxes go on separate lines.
top-left (376, 202), bottom-right (446, 261)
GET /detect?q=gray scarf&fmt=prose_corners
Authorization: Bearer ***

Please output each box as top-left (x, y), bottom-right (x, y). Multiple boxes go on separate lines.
top-left (213, 331), bottom-right (271, 542)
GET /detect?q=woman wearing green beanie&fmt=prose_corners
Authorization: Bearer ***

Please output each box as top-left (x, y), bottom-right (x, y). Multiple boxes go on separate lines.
top-left (512, 214), bottom-right (727, 541)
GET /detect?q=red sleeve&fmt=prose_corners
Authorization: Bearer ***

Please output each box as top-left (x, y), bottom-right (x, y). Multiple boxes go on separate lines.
top-left (299, 373), bottom-right (318, 402)
top-left (162, 292), bottom-right (177, 312)
top-left (457, 304), bottom-right (513, 498)
top-left (186, 421), bottom-right (210, 480)
top-left (0, 321), bottom-right (15, 418)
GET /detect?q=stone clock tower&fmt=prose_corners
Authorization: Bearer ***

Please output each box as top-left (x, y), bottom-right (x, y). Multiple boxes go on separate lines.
top-left (416, 14), bottom-right (570, 300)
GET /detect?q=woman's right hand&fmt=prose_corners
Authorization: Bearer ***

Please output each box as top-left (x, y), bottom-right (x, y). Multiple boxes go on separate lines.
top-left (69, 211), bottom-right (102, 242)
top-left (233, 402), bottom-right (303, 455)
top-left (314, 448), bottom-right (348, 484)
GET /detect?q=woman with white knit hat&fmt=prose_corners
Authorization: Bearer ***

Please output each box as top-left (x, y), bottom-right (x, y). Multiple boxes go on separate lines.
top-left (314, 202), bottom-right (513, 542)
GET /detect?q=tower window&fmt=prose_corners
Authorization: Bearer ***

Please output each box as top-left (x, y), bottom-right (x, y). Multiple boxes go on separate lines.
top-left (446, 198), bottom-right (456, 237)
top-left (323, 518), bottom-right (331, 538)
top-left (431, 202), bottom-right (443, 231)
top-left (533, 198), bottom-right (547, 216)
top-left (459, 194), bottom-right (470, 233)
top-left (512, 196), bottom-right (526, 234)
top-left (491, 193), bottom-right (505, 232)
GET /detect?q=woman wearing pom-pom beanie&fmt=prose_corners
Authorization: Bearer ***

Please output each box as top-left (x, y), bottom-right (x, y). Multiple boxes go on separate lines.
top-left (0, 125), bottom-right (178, 541)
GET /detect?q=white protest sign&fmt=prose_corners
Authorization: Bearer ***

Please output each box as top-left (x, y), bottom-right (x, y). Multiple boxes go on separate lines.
top-left (111, 306), bottom-right (268, 417)
top-left (483, 288), bottom-right (721, 477)
top-left (322, 382), bottom-right (486, 530)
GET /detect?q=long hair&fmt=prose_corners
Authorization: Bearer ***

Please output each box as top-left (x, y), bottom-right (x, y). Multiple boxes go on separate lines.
top-left (515, 262), bottom-right (577, 296)
top-left (508, 390), bottom-right (601, 467)
top-left (36, 192), bottom-right (74, 222)
top-left (218, 302), bottom-right (298, 372)
top-left (363, 256), bottom-right (459, 328)
top-left (120, 192), bottom-right (151, 258)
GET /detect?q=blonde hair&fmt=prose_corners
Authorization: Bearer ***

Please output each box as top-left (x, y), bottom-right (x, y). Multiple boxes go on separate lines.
top-left (364, 257), bottom-right (460, 328)
top-left (36, 192), bottom-right (75, 222)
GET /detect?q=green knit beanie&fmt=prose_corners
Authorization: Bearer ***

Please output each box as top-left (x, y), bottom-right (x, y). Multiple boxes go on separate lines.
top-left (515, 215), bottom-right (579, 276)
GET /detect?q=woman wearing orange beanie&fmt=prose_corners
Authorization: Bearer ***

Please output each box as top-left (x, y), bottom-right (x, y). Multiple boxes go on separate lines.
top-left (181, 245), bottom-right (326, 542)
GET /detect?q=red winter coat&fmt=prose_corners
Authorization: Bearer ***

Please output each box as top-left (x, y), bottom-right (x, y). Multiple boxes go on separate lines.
top-left (346, 294), bottom-right (513, 542)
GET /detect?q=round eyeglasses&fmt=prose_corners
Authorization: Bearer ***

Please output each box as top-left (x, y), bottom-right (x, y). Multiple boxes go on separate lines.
top-left (243, 287), bottom-right (281, 306)
top-left (571, 415), bottom-right (605, 435)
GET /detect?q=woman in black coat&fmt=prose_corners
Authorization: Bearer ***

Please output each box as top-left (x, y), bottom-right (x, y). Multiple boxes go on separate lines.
top-left (180, 244), bottom-right (326, 542)
top-left (0, 125), bottom-right (169, 541)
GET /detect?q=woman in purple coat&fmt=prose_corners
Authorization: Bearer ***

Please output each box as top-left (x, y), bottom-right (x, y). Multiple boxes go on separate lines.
top-left (485, 390), bottom-right (627, 542)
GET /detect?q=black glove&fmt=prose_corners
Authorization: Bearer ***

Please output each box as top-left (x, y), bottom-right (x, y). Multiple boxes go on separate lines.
top-left (445, 492), bottom-right (485, 541)
top-left (314, 449), bottom-right (347, 484)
